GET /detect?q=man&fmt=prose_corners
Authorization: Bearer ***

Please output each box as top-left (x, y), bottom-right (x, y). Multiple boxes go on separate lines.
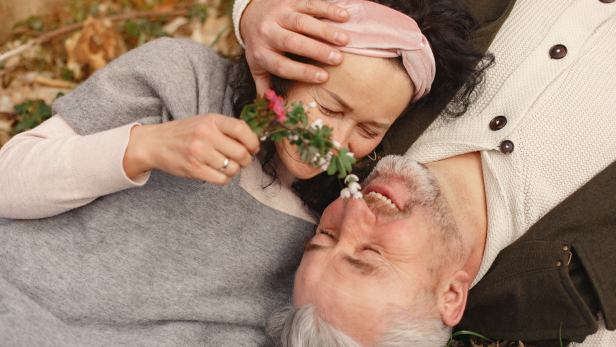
top-left (233, 0), bottom-right (616, 345)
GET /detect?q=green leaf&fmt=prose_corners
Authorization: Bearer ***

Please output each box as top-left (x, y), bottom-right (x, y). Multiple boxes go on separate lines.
top-left (311, 136), bottom-right (323, 148)
top-left (271, 133), bottom-right (284, 142)
top-left (450, 330), bottom-right (494, 344)
top-left (327, 160), bottom-right (337, 176)
top-left (125, 21), bottom-right (140, 37)
top-left (337, 157), bottom-right (347, 178)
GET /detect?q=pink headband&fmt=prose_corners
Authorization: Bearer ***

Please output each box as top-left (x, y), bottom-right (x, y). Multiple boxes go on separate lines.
top-left (321, 0), bottom-right (436, 101)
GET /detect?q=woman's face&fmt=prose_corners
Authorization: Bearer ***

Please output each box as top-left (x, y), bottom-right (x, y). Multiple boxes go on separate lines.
top-left (277, 53), bottom-right (414, 179)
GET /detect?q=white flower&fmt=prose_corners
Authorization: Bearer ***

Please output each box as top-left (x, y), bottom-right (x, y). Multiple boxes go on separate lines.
top-left (333, 141), bottom-right (341, 148)
top-left (260, 136), bottom-right (267, 141)
top-left (320, 163), bottom-right (330, 171)
top-left (345, 152), bottom-right (355, 158)
top-left (348, 182), bottom-right (361, 195)
top-left (288, 134), bottom-right (299, 141)
top-left (326, 151), bottom-right (334, 159)
top-left (318, 157), bottom-right (327, 165)
top-left (352, 191), bottom-right (363, 199)
top-left (344, 174), bottom-right (359, 184)
top-left (310, 119), bottom-right (323, 130)
top-left (340, 188), bottom-right (351, 199)
top-left (311, 152), bottom-right (321, 163)
top-left (304, 101), bottom-right (317, 110)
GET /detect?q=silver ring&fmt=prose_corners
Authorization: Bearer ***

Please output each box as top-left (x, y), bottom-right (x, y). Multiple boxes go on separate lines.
top-left (220, 158), bottom-right (230, 172)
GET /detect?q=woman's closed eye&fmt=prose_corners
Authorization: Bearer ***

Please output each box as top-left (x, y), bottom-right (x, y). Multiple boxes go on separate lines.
top-left (358, 125), bottom-right (378, 139)
top-left (317, 104), bottom-right (343, 117)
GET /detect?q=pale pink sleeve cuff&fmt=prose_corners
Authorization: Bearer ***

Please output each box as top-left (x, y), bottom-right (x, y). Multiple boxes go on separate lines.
top-left (0, 115), bottom-right (150, 219)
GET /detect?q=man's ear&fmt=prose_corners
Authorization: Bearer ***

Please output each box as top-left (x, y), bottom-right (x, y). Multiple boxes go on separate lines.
top-left (438, 270), bottom-right (470, 327)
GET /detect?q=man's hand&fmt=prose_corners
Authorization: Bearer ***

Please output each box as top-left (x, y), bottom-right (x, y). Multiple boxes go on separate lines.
top-left (240, 0), bottom-right (350, 94)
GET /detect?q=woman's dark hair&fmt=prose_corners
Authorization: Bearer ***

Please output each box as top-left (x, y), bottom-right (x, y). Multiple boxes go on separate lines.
top-left (231, 0), bottom-right (494, 215)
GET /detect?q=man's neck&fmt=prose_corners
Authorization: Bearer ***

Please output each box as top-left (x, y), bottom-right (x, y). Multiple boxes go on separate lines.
top-left (425, 152), bottom-right (487, 281)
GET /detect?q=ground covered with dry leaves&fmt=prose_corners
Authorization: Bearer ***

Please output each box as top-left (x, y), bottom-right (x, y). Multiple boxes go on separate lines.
top-left (0, 1), bottom-right (540, 346)
top-left (0, 0), bottom-right (240, 147)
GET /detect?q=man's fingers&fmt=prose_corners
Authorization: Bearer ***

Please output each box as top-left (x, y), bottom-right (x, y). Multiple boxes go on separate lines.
top-left (295, 0), bottom-right (349, 23)
top-left (217, 117), bottom-right (260, 155)
top-left (259, 49), bottom-right (329, 84)
top-left (282, 12), bottom-right (348, 47)
top-left (280, 13), bottom-right (348, 55)
top-left (253, 74), bottom-right (271, 96)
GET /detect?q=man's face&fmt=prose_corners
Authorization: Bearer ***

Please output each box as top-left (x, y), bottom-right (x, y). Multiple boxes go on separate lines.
top-left (293, 157), bottom-right (445, 345)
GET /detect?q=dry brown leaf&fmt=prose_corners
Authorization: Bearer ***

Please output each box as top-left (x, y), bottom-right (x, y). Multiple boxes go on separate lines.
top-left (162, 16), bottom-right (189, 35)
top-left (0, 130), bottom-right (11, 148)
top-left (189, 8), bottom-right (232, 54)
top-left (28, 85), bottom-right (71, 105)
top-left (153, 0), bottom-right (180, 11)
top-left (65, 16), bottom-right (127, 79)
top-left (0, 114), bottom-right (15, 148)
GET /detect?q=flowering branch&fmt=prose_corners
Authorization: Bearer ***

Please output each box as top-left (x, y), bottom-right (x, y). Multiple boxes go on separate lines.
top-left (240, 90), bottom-right (362, 199)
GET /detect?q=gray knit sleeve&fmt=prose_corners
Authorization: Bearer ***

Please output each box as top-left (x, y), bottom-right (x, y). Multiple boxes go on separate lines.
top-left (53, 38), bottom-right (236, 135)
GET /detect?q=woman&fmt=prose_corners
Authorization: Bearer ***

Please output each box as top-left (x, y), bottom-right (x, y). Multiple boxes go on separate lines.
top-left (0, 0), bottom-right (491, 345)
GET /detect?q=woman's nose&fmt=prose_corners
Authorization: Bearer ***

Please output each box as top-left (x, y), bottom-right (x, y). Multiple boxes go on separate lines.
top-left (331, 125), bottom-right (353, 152)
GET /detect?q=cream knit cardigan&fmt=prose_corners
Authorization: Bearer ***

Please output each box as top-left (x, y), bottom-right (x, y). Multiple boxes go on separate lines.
top-left (401, 0), bottom-right (616, 345)
top-left (233, 0), bottom-right (616, 344)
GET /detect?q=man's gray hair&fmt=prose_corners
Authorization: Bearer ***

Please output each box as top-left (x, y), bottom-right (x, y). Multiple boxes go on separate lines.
top-left (266, 304), bottom-right (452, 347)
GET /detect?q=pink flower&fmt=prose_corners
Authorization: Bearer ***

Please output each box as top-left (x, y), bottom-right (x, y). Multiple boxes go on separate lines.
top-left (265, 89), bottom-right (277, 101)
top-left (273, 103), bottom-right (287, 122)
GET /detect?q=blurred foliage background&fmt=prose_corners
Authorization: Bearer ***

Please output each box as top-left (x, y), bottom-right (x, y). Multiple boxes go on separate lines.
top-left (0, 0), bottom-right (240, 148)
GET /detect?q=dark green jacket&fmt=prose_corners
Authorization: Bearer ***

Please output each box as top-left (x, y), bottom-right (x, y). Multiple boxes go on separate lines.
top-left (375, 0), bottom-right (616, 345)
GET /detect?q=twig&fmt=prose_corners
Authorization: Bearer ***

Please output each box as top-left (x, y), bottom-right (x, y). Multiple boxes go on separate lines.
top-left (33, 76), bottom-right (77, 89)
top-left (0, 9), bottom-right (189, 63)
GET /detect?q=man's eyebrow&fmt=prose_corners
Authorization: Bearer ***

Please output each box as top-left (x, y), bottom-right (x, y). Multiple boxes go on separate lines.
top-left (344, 255), bottom-right (381, 275)
top-left (322, 88), bottom-right (354, 112)
top-left (304, 240), bottom-right (326, 253)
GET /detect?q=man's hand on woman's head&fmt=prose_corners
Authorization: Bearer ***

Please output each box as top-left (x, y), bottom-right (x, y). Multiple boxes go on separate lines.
top-left (123, 114), bottom-right (260, 185)
top-left (240, 0), bottom-right (350, 94)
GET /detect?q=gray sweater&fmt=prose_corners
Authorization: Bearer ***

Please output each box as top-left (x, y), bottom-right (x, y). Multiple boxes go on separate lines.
top-left (0, 38), bottom-right (316, 346)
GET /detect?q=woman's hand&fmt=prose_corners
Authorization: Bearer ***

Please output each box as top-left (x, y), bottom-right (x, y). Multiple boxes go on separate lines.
top-left (123, 114), bottom-right (260, 185)
top-left (240, 0), bottom-right (350, 94)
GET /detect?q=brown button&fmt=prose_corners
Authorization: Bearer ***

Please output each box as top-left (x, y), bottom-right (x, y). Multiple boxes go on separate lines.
top-left (500, 140), bottom-right (514, 154)
top-left (490, 116), bottom-right (507, 131)
top-left (550, 45), bottom-right (567, 59)
top-left (556, 261), bottom-right (562, 267)
top-left (563, 246), bottom-right (569, 251)
top-left (600, 0), bottom-right (614, 3)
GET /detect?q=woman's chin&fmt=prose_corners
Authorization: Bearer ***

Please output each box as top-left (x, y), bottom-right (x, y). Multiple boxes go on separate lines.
top-left (289, 164), bottom-right (322, 180)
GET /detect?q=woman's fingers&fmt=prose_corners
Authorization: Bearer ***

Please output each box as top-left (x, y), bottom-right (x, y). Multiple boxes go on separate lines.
top-left (216, 116), bottom-right (260, 156)
top-left (131, 114), bottom-right (260, 185)
top-left (195, 164), bottom-right (232, 186)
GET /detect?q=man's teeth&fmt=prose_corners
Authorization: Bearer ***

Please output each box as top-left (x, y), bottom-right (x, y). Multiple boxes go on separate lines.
top-left (367, 192), bottom-right (399, 210)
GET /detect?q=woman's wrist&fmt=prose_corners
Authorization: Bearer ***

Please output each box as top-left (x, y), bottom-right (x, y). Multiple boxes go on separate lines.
top-left (123, 124), bottom-right (154, 179)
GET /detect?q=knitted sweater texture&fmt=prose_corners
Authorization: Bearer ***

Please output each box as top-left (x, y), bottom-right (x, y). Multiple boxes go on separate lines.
top-left (0, 38), bottom-right (316, 346)
top-left (403, 0), bottom-right (616, 345)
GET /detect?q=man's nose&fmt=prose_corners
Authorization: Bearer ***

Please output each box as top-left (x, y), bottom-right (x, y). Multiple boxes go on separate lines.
top-left (339, 195), bottom-right (377, 239)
